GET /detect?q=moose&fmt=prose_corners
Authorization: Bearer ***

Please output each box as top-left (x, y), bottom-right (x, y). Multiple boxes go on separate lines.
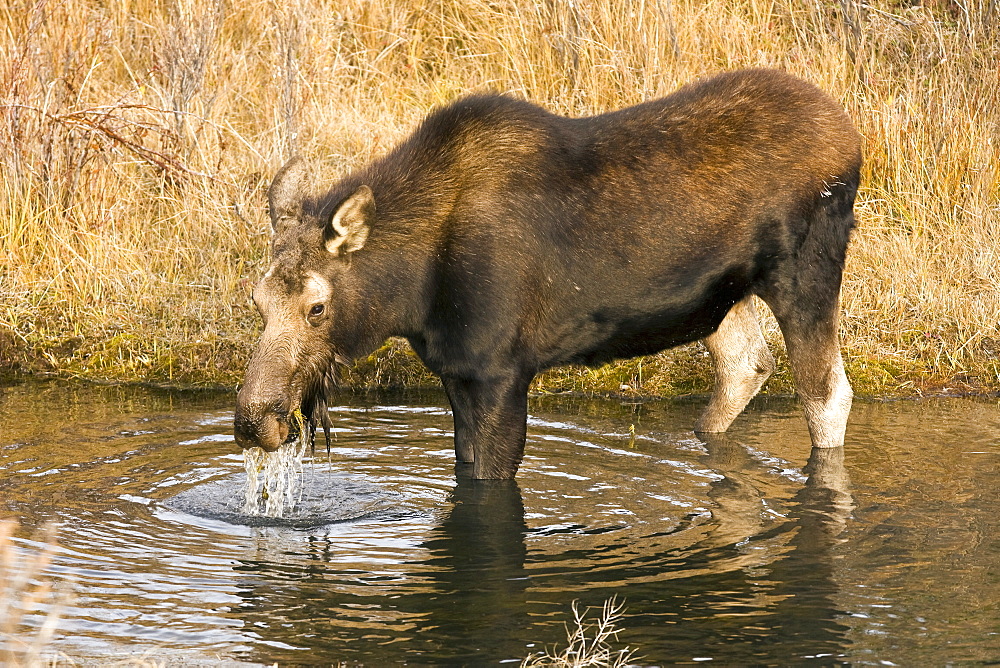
top-left (234, 69), bottom-right (861, 479)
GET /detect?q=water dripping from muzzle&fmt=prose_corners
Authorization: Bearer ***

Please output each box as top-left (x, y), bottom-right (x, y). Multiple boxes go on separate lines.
top-left (241, 407), bottom-right (314, 517)
top-left (240, 367), bottom-right (341, 517)
top-left (242, 441), bottom-right (307, 517)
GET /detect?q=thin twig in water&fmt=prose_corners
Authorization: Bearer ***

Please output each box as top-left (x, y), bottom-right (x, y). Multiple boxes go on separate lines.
top-left (521, 596), bottom-right (636, 668)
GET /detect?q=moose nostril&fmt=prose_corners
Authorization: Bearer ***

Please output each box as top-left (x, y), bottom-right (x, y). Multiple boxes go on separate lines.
top-left (234, 400), bottom-right (279, 432)
top-left (234, 385), bottom-right (295, 450)
top-left (233, 414), bottom-right (258, 448)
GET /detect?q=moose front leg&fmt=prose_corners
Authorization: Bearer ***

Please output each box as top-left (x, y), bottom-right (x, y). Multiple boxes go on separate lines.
top-left (442, 372), bottom-right (533, 479)
top-left (442, 376), bottom-right (476, 464)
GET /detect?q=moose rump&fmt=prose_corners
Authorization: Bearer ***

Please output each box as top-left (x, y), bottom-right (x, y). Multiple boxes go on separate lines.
top-left (234, 68), bottom-right (862, 479)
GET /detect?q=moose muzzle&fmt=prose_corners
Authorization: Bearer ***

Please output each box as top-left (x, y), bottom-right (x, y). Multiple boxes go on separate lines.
top-left (233, 373), bottom-right (296, 452)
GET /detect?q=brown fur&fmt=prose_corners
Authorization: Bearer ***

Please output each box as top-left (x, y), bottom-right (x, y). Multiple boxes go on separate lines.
top-left (235, 69), bottom-right (861, 478)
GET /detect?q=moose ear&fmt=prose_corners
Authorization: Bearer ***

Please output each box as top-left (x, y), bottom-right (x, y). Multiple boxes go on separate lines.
top-left (268, 156), bottom-right (311, 230)
top-left (324, 185), bottom-right (374, 255)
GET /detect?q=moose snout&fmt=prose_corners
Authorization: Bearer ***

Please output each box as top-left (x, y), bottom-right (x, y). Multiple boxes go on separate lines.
top-left (234, 389), bottom-right (293, 452)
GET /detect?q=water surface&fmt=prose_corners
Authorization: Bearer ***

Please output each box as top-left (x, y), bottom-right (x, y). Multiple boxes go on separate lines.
top-left (1, 378), bottom-right (998, 665)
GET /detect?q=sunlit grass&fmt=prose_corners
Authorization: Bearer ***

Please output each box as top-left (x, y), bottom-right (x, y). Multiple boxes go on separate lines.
top-left (1, 0), bottom-right (997, 396)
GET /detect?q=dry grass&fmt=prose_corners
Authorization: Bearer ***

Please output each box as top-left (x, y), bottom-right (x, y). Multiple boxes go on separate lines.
top-left (1, 0), bottom-right (998, 396)
top-left (521, 597), bottom-right (635, 668)
top-left (0, 520), bottom-right (70, 666)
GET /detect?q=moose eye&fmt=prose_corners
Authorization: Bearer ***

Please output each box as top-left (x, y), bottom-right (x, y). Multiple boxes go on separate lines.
top-left (308, 303), bottom-right (325, 318)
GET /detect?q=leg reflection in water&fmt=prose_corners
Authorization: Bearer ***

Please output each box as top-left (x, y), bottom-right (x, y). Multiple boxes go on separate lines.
top-left (599, 433), bottom-right (856, 663)
top-left (695, 433), bottom-right (855, 661)
top-left (418, 465), bottom-right (530, 663)
top-left (698, 433), bottom-right (770, 551)
top-left (230, 465), bottom-right (533, 665)
top-left (697, 435), bottom-right (854, 551)
top-left (226, 429), bottom-right (856, 665)
top-left (767, 445), bottom-right (855, 662)
top-left (797, 446), bottom-right (855, 537)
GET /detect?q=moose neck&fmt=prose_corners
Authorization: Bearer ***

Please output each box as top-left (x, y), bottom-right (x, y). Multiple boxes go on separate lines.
top-left (334, 139), bottom-right (460, 351)
top-left (327, 96), bottom-right (547, 355)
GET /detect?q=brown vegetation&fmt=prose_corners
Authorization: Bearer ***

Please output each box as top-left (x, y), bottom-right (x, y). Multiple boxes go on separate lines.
top-left (1, 0), bottom-right (998, 397)
top-left (0, 520), bottom-right (69, 665)
top-left (521, 596), bottom-right (635, 667)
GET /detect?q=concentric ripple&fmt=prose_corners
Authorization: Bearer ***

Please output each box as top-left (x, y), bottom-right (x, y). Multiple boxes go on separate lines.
top-left (2, 380), bottom-right (998, 666)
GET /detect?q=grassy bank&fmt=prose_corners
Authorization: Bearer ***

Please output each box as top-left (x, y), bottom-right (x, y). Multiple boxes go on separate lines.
top-left (1, 0), bottom-right (998, 398)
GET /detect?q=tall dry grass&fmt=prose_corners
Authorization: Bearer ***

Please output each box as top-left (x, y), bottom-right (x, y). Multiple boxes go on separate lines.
top-left (0, 520), bottom-right (69, 665)
top-left (1, 0), bottom-right (998, 395)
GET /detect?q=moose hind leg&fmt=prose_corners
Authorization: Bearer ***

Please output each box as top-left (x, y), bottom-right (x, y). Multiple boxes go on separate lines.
top-left (762, 262), bottom-right (853, 449)
top-left (780, 317), bottom-right (853, 449)
top-left (442, 376), bottom-right (476, 463)
top-left (695, 298), bottom-right (776, 434)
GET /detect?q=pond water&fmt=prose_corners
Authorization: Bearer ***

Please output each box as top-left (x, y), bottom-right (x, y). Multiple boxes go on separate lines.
top-left (1, 377), bottom-right (998, 666)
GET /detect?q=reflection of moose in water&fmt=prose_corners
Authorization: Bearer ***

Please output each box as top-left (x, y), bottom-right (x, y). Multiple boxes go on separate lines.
top-left (418, 471), bottom-right (531, 662)
top-left (233, 68), bottom-right (861, 479)
top-left (688, 436), bottom-right (855, 662)
top-left (522, 435), bottom-right (855, 663)
top-left (229, 431), bottom-right (854, 664)
top-left (228, 469), bottom-right (533, 664)
top-left (432, 434), bottom-right (856, 663)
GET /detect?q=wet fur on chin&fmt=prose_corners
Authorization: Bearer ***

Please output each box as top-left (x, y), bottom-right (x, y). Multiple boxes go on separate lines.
top-left (298, 362), bottom-right (341, 452)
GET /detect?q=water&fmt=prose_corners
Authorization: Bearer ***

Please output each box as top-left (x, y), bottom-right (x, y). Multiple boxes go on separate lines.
top-left (241, 440), bottom-right (308, 518)
top-left (1, 377), bottom-right (998, 666)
